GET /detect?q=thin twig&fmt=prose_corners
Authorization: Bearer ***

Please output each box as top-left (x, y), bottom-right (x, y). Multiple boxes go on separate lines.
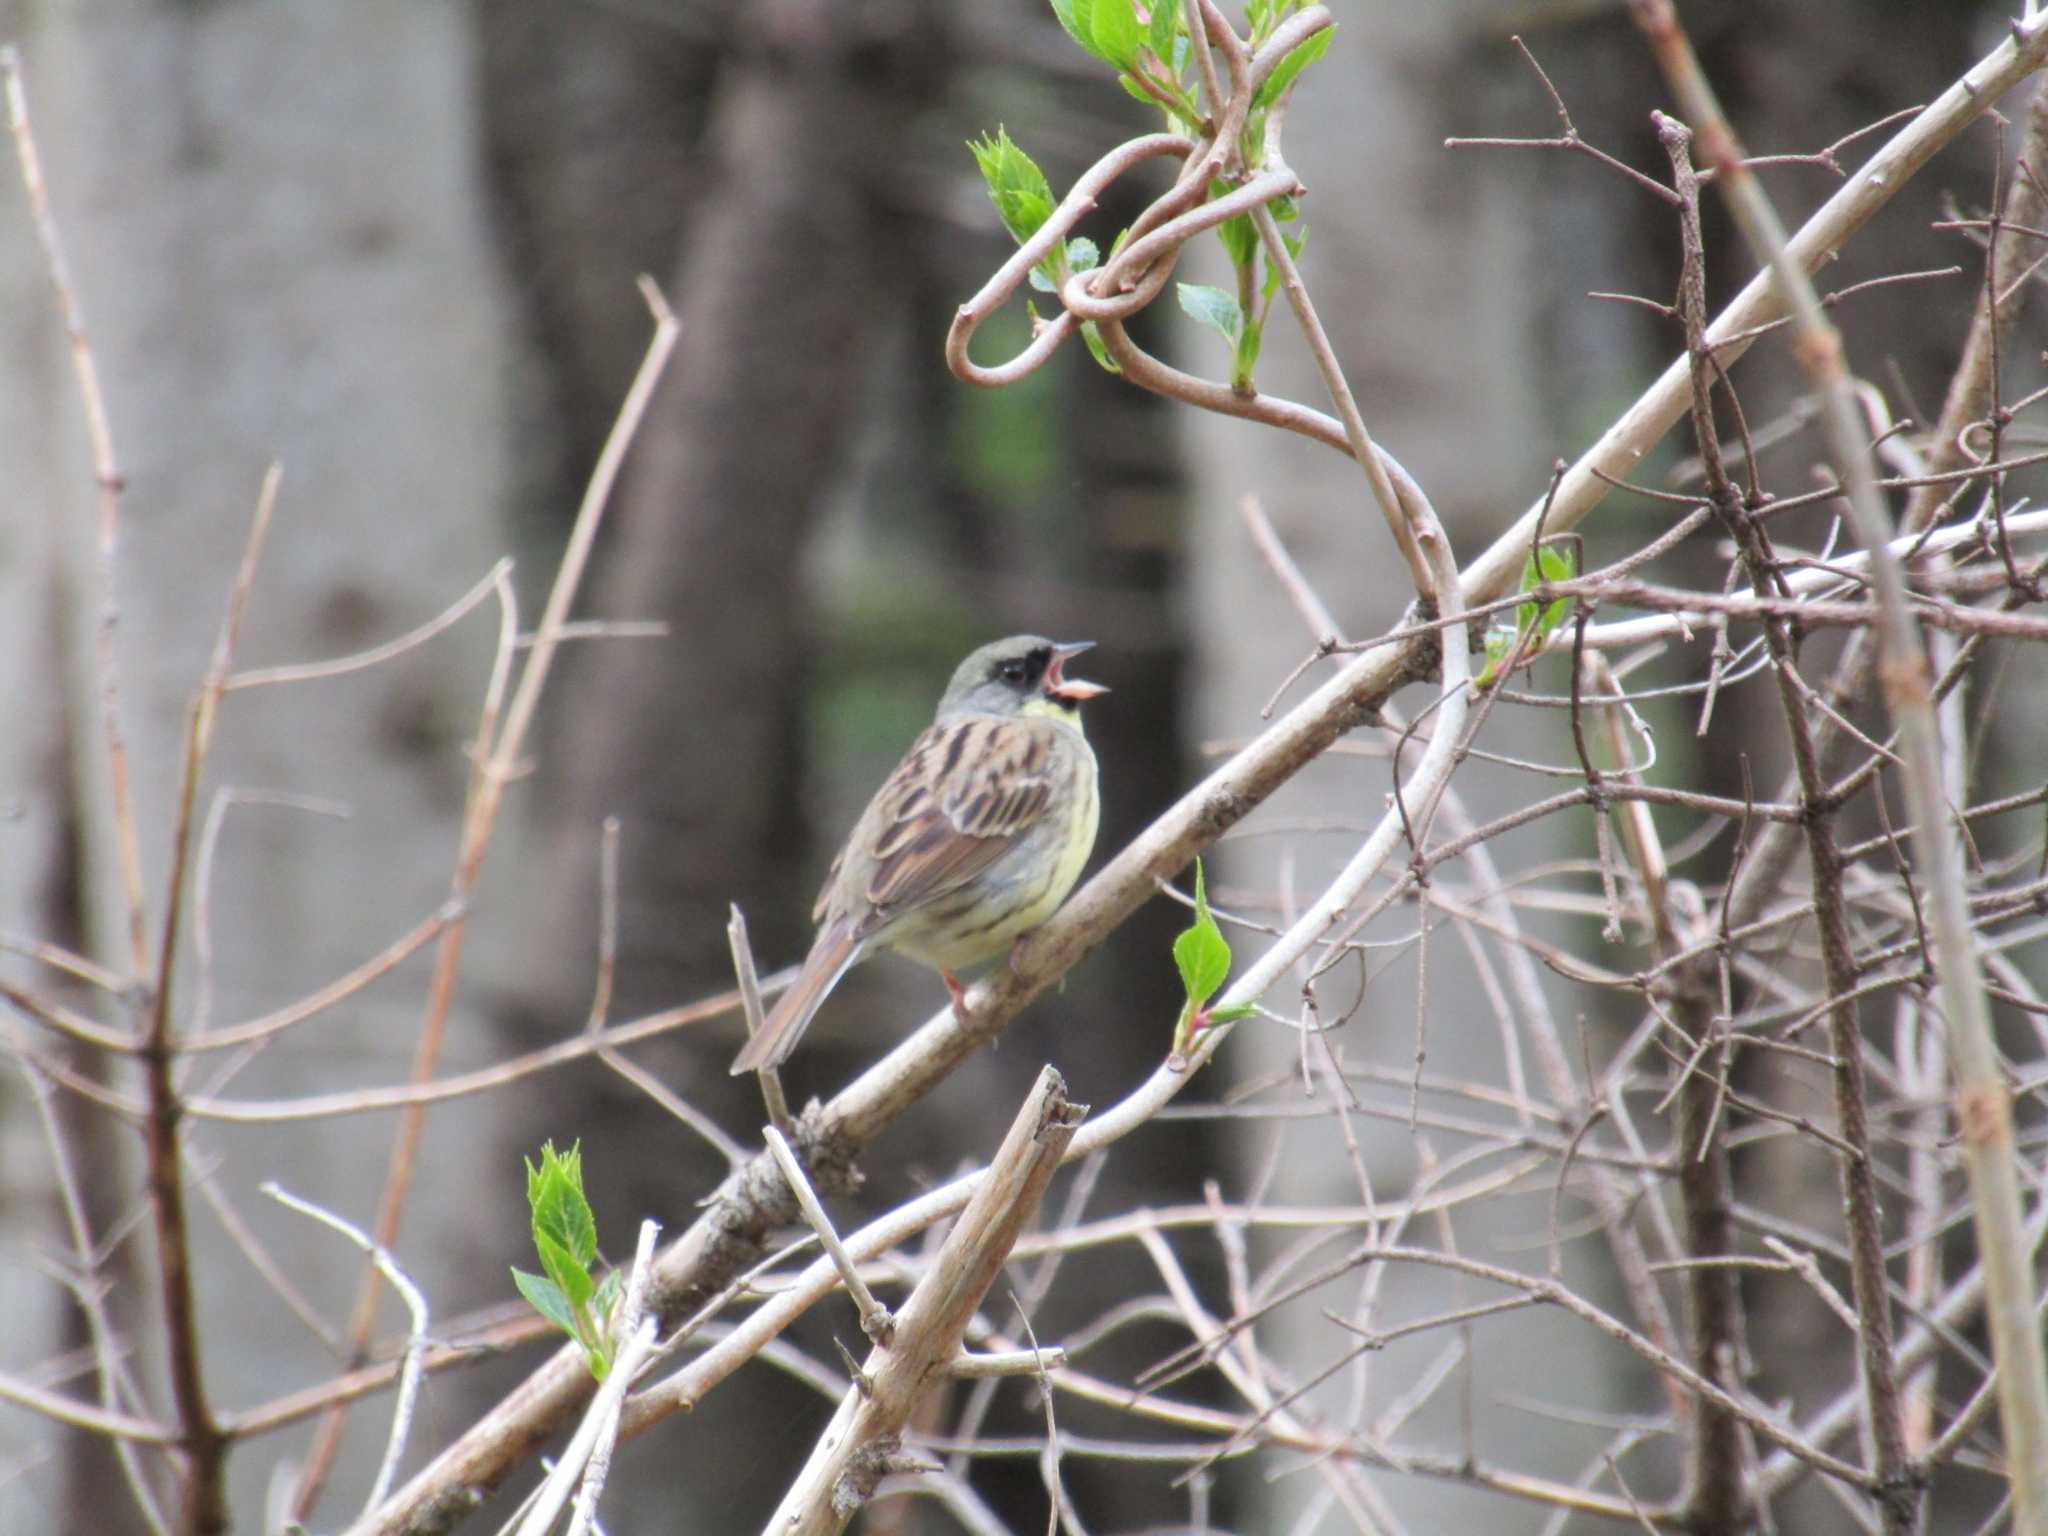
top-left (731, 905), bottom-right (794, 1138)
top-left (261, 1184), bottom-right (430, 1522)
top-left (4, 45), bottom-right (149, 976)
top-left (951, 1348), bottom-right (1071, 1379)
top-left (1651, 97), bottom-right (1909, 1530)
top-left (764, 1125), bottom-right (894, 1343)
top-left (14, 1060), bottom-right (171, 1533)
top-left (132, 463), bottom-right (281, 1533)
top-left (1247, 199), bottom-right (1433, 599)
top-left (224, 559), bottom-right (513, 692)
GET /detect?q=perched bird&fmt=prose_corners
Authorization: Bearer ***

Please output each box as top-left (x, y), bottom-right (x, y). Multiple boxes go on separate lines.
top-left (731, 636), bottom-right (1106, 1075)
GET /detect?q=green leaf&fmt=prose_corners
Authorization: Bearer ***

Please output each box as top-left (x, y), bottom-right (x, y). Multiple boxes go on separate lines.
top-left (535, 1227), bottom-right (593, 1311)
top-left (1253, 26), bottom-right (1334, 108)
top-left (1262, 228), bottom-right (1306, 302)
top-left (1172, 860), bottom-right (1233, 1010)
top-left (512, 1268), bottom-right (574, 1334)
top-left (1038, 239), bottom-right (1097, 301)
top-left (1475, 543), bottom-right (1577, 689)
top-left (1512, 545), bottom-right (1575, 643)
top-left (1091, 0), bottom-right (1144, 67)
top-left (968, 127), bottom-right (1056, 248)
top-left (1534, 544), bottom-right (1576, 638)
top-left (1170, 860), bottom-right (1250, 1059)
top-left (519, 1140), bottom-right (617, 1379)
top-left (1048, 0), bottom-right (1093, 56)
top-left (1212, 184), bottom-right (1257, 270)
top-left (1177, 283), bottom-right (1241, 346)
top-left (527, 1142), bottom-right (598, 1270)
top-left (1475, 624), bottom-right (1515, 690)
top-left (1048, 0), bottom-right (1143, 68)
top-left (1233, 316), bottom-right (1263, 383)
top-left (524, 1139), bottom-right (601, 1322)
top-left (1146, 0), bottom-right (1177, 63)
top-left (1079, 320), bottom-right (1121, 373)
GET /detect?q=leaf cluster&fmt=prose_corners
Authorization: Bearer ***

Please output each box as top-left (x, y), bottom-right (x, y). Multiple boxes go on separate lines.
top-left (510, 1140), bottom-right (622, 1381)
top-left (967, 2), bottom-right (1336, 388)
top-left (1476, 543), bottom-right (1577, 689)
top-left (1171, 858), bottom-right (1255, 1059)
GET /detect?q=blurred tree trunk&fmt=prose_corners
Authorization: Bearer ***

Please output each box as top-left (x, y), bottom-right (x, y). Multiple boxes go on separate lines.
top-left (471, 0), bottom-right (1214, 1522)
top-left (479, 0), bottom-right (950, 1225)
top-left (473, 0), bottom-right (977, 1527)
top-left (0, 1), bottom-right (514, 1529)
top-left (475, 0), bottom-right (731, 568)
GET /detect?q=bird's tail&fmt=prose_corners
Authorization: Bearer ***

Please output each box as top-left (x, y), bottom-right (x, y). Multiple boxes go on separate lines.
top-left (730, 921), bottom-right (864, 1075)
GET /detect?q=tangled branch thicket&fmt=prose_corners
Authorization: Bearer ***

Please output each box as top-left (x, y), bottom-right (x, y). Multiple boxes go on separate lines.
top-left (9, 4), bottom-right (2048, 1534)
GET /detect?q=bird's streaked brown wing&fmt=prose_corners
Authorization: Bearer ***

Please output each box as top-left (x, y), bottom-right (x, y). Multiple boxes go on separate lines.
top-left (854, 715), bottom-right (1061, 926)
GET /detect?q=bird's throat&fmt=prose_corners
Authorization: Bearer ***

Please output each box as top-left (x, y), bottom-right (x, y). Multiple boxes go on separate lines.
top-left (1020, 695), bottom-right (1085, 733)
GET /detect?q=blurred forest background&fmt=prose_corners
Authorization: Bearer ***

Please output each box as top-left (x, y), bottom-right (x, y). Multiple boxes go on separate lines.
top-left (3, 1), bottom-right (2044, 1533)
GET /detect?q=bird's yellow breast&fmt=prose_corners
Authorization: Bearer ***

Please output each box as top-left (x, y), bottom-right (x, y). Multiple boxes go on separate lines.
top-left (1033, 747), bottom-right (1098, 920)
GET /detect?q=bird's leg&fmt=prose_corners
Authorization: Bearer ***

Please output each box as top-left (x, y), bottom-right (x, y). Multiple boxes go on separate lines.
top-left (1007, 934), bottom-right (1030, 977)
top-left (941, 969), bottom-right (970, 1025)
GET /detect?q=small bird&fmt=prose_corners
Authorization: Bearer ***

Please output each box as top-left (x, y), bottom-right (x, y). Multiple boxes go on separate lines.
top-left (732, 636), bottom-right (1106, 1075)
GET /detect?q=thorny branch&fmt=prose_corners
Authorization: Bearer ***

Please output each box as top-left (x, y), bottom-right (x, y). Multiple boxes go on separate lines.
top-left (1657, 104), bottom-right (1912, 1534)
top-left (1636, 5), bottom-right (2048, 1529)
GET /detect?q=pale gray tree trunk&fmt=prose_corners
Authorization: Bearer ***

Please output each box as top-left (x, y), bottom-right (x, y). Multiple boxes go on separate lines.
top-left (0, 2), bottom-right (513, 1527)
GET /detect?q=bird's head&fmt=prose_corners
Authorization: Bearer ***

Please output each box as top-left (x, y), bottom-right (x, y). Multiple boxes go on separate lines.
top-left (939, 636), bottom-right (1108, 723)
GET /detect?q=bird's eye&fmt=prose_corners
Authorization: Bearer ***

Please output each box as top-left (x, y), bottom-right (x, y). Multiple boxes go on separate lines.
top-left (997, 659), bottom-right (1028, 684)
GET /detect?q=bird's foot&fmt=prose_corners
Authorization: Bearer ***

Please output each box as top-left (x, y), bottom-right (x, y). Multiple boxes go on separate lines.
top-left (942, 969), bottom-right (970, 1026)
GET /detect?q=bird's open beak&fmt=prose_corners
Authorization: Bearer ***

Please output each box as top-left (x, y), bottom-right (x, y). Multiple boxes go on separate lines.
top-left (1045, 640), bottom-right (1108, 703)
